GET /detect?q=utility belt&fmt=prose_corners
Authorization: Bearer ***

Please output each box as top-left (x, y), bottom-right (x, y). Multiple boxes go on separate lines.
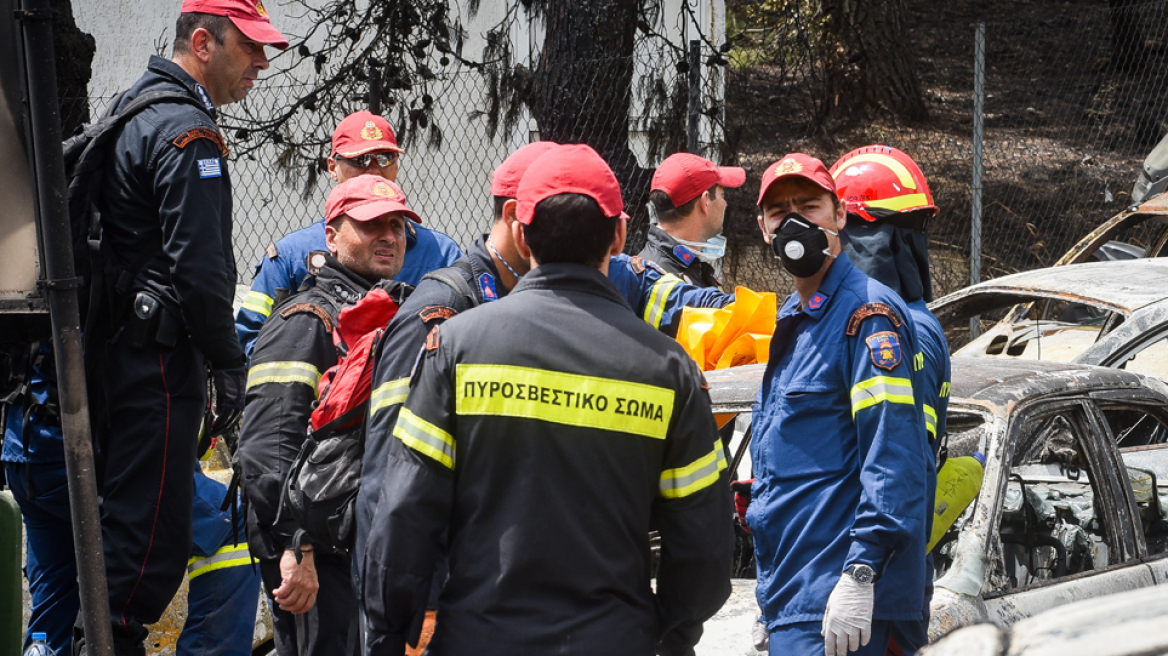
top-left (127, 291), bottom-right (184, 349)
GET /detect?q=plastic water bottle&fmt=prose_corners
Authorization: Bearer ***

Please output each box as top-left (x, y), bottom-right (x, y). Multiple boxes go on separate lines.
top-left (927, 452), bottom-right (986, 553)
top-left (24, 633), bottom-right (56, 656)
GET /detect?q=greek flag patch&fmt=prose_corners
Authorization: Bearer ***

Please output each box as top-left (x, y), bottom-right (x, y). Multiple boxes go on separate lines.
top-left (198, 158), bottom-right (222, 178)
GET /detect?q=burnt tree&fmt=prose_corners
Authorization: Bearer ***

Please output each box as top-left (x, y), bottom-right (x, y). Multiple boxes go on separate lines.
top-left (50, 0), bottom-right (94, 136)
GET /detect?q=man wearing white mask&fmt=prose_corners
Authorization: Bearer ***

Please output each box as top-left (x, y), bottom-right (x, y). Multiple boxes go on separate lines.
top-left (641, 153), bottom-right (746, 289)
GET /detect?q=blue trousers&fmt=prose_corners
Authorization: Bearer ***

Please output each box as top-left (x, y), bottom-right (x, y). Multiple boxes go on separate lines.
top-left (6, 461), bottom-right (260, 656)
top-left (768, 619), bottom-right (925, 656)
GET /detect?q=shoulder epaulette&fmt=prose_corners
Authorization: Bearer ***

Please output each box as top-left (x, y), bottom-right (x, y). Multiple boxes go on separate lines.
top-left (172, 127), bottom-right (229, 157)
top-left (845, 302), bottom-right (904, 337)
top-left (280, 302), bottom-right (335, 332)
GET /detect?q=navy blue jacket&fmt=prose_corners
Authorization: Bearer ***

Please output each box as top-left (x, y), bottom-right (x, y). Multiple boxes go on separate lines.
top-left (908, 300), bottom-right (950, 448)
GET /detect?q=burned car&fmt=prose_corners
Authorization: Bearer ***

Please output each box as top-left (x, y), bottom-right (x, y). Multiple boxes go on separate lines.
top-left (705, 358), bottom-right (1168, 641)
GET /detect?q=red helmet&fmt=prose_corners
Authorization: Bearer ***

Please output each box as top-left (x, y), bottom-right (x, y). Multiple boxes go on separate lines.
top-left (829, 145), bottom-right (938, 222)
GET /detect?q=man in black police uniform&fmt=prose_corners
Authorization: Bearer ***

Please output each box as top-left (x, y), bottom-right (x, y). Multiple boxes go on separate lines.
top-left (362, 144), bottom-right (734, 656)
top-left (79, 2), bottom-right (287, 653)
top-left (238, 175), bottom-right (415, 656)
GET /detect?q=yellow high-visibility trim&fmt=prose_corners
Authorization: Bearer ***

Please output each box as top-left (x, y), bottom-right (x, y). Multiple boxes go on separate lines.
top-left (241, 291), bottom-right (274, 317)
top-left (940, 382), bottom-right (951, 398)
top-left (924, 404), bottom-right (937, 439)
top-left (864, 193), bottom-right (932, 213)
top-left (643, 274), bottom-right (682, 329)
top-left (246, 361), bottom-right (321, 392)
top-left (660, 439), bottom-right (728, 499)
top-left (394, 408), bottom-right (455, 469)
top-left (850, 376), bottom-right (914, 417)
top-left (831, 153), bottom-right (918, 190)
top-left (456, 364), bottom-right (675, 440)
top-left (914, 351), bottom-right (924, 371)
top-left (186, 543), bottom-right (256, 580)
top-left (371, 377), bottom-right (411, 417)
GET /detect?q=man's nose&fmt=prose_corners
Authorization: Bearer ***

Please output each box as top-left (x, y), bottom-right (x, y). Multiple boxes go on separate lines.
top-left (255, 48), bottom-right (270, 70)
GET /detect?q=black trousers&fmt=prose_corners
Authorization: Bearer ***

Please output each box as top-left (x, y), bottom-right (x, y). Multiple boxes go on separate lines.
top-left (260, 552), bottom-right (358, 656)
top-left (89, 326), bottom-right (205, 654)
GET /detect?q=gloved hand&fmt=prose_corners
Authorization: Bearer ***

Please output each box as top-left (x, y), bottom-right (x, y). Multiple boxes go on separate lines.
top-left (210, 367), bottom-right (247, 436)
top-left (821, 572), bottom-right (874, 656)
top-left (752, 613), bottom-right (769, 651)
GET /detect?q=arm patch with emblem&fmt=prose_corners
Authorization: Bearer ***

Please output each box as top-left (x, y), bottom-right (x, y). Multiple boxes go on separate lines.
top-left (419, 306), bottom-right (457, 324)
top-left (279, 302), bottom-right (335, 332)
top-left (172, 127), bottom-right (230, 157)
top-left (865, 331), bottom-right (903, 370)
top-left (845, 302), bottom-right (904, 336)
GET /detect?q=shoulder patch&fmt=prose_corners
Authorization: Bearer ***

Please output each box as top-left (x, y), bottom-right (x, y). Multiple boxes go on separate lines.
top-left (279, 302), bottom-right (335, 331)
top-left (866, 331), bottom-right (903, 371)
top-left (629, 256), bottom-right (646, 274)
top-left (673, 244), bottom-right (696, 266)
top-left (425, 326), bottom-right (441, 351)
top-left (306, 251), bottom-right (328, 276)
top-left (419, 305), bottom-right (457, 324)
top-left (845, 302), bottom-right (904, 336)
top-left (173, 127), bottom-right (229, 157)
top-left (266, 243), bottom-right (279, 259)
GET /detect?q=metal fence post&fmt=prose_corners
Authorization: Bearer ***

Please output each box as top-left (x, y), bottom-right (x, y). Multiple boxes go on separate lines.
top-left (970, 22), bottom-right (986, 338)
top-left (368, 61), bottom-right (382, 116)
top-left (688, 39), bottom-right (701, 155)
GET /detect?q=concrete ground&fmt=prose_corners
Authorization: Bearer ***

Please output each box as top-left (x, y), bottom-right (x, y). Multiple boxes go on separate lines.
top-left (696, 578), bottom-right (764, 656)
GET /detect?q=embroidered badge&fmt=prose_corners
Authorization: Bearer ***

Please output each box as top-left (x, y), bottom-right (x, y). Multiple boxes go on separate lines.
top-left (254, 0), bottom-right (269, 17)
top-left (479, 272), bottom-right (497, 302)
top-left (419, 305), bottom-right (456, 324)
top-left (775, 158), bottom-right (803, 175)
top-left (808, 293), bottom-right (826, 310)
top-left (197, 158), bottom-right (222, 178)
top-left (643, 259), bottom-right (666, 276)
top-left (629, 256), bottom-right (646, 274)
top-left (866, 331), bottom-right (902, 371)
top-left (845, 302), bottom-right (904, 336)
top-left (194, 84), bottom-right (215, 113)
top-left (425, 326), bottom-right (441, 351)
top-left (280, 303), bottom-right (334, 331)
top-left (673, 245), bottom-right (695, 266)
top-left (360, 121), bottom-right (384, 141)
top-left (306, 251), bottom-right (328, 275)
top-left (371, 180), bottom-right (397, 197)
top-left (174, 127), bottom-right (228, 156)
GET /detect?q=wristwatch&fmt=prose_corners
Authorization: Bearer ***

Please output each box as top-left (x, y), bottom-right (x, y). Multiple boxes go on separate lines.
top-left (844, 564), bottom-right (877, 586)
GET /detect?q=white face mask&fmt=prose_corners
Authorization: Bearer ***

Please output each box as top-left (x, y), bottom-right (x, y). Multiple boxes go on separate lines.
top-left (673, 234), bottom-right (727, 264)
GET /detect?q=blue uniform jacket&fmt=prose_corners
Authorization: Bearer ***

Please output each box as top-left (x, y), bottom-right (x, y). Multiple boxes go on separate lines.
top-left (908, 299), bottom-right (950, 450)
top-left (747, 253), bottom-right (931, 630)
top-left (235, 218), bottom-right (462, 359)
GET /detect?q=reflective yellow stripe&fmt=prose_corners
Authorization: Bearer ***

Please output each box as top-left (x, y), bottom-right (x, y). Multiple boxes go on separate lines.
top-left (643, 274), bottom-right (682, 329)
top-left (660, 439), bottom-right (728, 499)
top-left (246, 361), bottom-right (322, 391)
top-left (394, 408), bottom-right (455, 469)
top-left (924, 404), bottom-right (937, 439)
top-left (831, 153), bottom-right (918, 190)
top-left (940, 382), bottom-right (951, 398)
top-left (371, 377), bottom-right (411, 417)
top-left (241, 291), bottom-right (274, 317)
top-left (850, 376), bottom-right (914, 417)
top-left (914, 352), bottom-right (924, 371)
top-left (865, 193), bottom-right (932, 213)
top-left (186, 543), bottom-right (255, 580)
top-left (455, 364), bottom-right (675, 440)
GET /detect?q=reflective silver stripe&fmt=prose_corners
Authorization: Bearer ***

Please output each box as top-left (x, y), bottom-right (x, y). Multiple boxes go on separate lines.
top-left (924, 404), bottom-right (937, 438)
top-left (186, 543), bottom-right (255, 579)
top-left (246, 361), bottom-right (321, 391)
top-left (659, 439), bottom-right (727, 499)
top-left (394, 408), bottom-right (455, 469)
top-left (370, 377), bottom-right (411, 417)
top-left (850, 376), bottom-right (914, 416)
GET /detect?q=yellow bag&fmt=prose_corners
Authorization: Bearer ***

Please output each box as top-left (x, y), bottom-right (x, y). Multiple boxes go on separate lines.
top-left (678, 287), bottom-right (776, 371)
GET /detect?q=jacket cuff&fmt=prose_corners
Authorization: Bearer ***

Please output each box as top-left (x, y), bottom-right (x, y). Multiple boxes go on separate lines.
top-left (845, 537), bottom-right (888, 575)
top-left (211, 353), bottom-right (247, 371)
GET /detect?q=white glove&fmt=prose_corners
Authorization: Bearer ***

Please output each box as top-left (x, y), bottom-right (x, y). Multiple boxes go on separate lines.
top-left (752, 613), bottom-right (769, 651)
top-left (821, 572), bottom-right (874, 656)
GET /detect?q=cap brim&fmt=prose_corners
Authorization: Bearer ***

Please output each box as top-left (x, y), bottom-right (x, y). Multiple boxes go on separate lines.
top-left (717, 166), bottom-right (747, 188)
top-left (757, 172), bottom-right (835, 206)
top-left (342, 200), bottom-right (421, 225)
top-left (336, 142), bottom-right (406, 157)
top-left (229, 16), bottom-right (289, 49)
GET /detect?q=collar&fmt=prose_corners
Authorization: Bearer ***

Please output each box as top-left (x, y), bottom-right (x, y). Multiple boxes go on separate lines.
top-left (647, 225), bottom-right (700, 269)
top-left (777, 252), bottom-right (856, 321)
top-left (511, 262), bottom-right (632, 310)
top-left (467, 236), bottom-right (508, 302)
top-left (315, 254), bottom-right (375, 304)
top-left (146, 55), bottom-right (217, 118)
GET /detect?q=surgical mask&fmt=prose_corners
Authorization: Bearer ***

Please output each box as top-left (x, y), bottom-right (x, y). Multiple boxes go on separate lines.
top-left (770, 212), bottom-right (836, 278)
top-left (673, 234), bottom-right (727, 264)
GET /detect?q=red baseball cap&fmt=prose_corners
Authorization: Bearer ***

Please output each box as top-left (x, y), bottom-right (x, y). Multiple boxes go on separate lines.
top-left (652, 153), bottom-right (746, 207)
top-left (490, 141), bottom-right (561, 198)
top-left (757, 153), bottom-right (836, 206)
top-left (326, 175), bottom-right (421, 224)
top-left (516, 145), bottom-right (626, 225)
top-left (331, 111), bottom-right (404, 158)
top-left (180, 0), bottom-right (289, 49)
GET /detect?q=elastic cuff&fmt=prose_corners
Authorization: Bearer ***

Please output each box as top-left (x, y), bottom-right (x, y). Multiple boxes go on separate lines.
top-left (845, 537), bottom-right (887, 574)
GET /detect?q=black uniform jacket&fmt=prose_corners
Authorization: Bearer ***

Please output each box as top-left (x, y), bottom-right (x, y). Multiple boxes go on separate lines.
top-left (638, 225), bottom-right (722, 290)
top-left (363, 262), bottom-right (734, 656)
top-left (96, 56), bottom-right (244, 369)
top-left (238, 258), bottom-right (374, 560)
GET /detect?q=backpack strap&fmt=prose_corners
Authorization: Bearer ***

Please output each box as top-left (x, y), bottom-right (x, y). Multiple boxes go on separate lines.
top-left (420, 260), bottom-right (481, 311)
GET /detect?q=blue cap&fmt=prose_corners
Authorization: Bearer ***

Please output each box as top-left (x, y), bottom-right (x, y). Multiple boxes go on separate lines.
top-left (32, 632), bottom-right (47, 641)
top-left (973, 451), bottom-right (986, 466)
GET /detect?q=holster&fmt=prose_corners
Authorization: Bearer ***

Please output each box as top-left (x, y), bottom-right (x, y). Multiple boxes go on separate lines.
top-left (128, 291), bottom-right (180, 349)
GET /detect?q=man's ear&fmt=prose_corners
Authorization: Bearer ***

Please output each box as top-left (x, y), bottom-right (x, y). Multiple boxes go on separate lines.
top-left (190, 27), bottom-right (214, 63)
top-left (610, 217), bottom-right (627, 256)
top-left (833, 198), bottom-right (847, 232)
top-left (696, 190), bottom-right (711, 217)
top-left (757, 212), bottom-right (771, 244)
top-left (324, 220), bottom-right (340, 256)
top-left (511, 219), bottom-right (533, 262)
top-left (326, 157), bottom-right (340, 182)
top-left (502, 199), bottom-right (519, 227)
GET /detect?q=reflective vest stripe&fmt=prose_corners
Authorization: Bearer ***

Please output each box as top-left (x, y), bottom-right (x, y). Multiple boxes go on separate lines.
top-left (186, 543), bottom-right (255, 580)
top-left (659, 439), bottom-right (728, 499)
top-left (940, 381), bottom-right (951, 398)
top-left (395, 408), bottom-right (455, 469)
top-left (371, 377), bottom-right (411, 417)
top-left (246, 361), bottom-right (321, 391)
top-left (455, 364), bottom-right (675, 440)
top-left (850, 376), bottom-right (914, 417)
top-left (924, 404), bottom-right (937, 439)
top-left (643, 274), bottom-right (682, 329)
top-left (914, 351), bottom-right (924, 371)
top-left (241, 291), bottom-right (274, 317)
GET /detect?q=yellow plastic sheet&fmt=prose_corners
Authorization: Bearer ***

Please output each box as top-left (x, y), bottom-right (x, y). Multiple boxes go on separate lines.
top-left (678, 286), bottom-right (777, 371)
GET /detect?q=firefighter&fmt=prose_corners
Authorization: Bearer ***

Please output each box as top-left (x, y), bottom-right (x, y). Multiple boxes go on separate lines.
top-left (748, 154), bottom-right (931, 656)
top-left (235, 111), bottom-right (462, 360)
top-left (641, 152), bottom-right (746, 288)
top-left (362, 144), bottom-right (734, 656)
top-left (237, 175), bottom-right (415, 656)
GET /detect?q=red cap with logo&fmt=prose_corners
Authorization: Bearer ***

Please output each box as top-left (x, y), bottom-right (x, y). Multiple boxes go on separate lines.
top-left (180, 0), bottom-right (289, 49)
top-left (516, 145), bottom-right (626, 225)
top-left (331, 111), bottom-right (404, 158)
top-left (326, 175), bottom-right (420, 224)
top-left (652, 153), bottom-right (746, 207)
top-left (491, 141), bottom-right (561, 198)
top-left (757, 153), bottom-right (836, 205)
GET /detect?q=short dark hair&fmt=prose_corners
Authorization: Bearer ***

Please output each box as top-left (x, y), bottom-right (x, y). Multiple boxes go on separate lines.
top-left (492, 195), bottom-right (509, 222)
top-left (649, 185), bottom-right (716, 224)
top-left (174, 13), bottom-right (231, 56)
top-left (522, 194), bottom-right (619, 267)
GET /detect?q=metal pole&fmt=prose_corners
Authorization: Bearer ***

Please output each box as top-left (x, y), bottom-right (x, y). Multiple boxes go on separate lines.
top-left (368, 60), bottom-right (382, 116)
top-left (688, 39), bottom-right (701, 155)
top-left (19, 0), bottom-right (114, 653)
top-left (970, 22), bottom-right (986, 339)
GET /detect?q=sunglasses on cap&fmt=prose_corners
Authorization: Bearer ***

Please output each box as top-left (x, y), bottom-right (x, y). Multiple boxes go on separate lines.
top-left (336, 152), bottom-right (397, 169)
